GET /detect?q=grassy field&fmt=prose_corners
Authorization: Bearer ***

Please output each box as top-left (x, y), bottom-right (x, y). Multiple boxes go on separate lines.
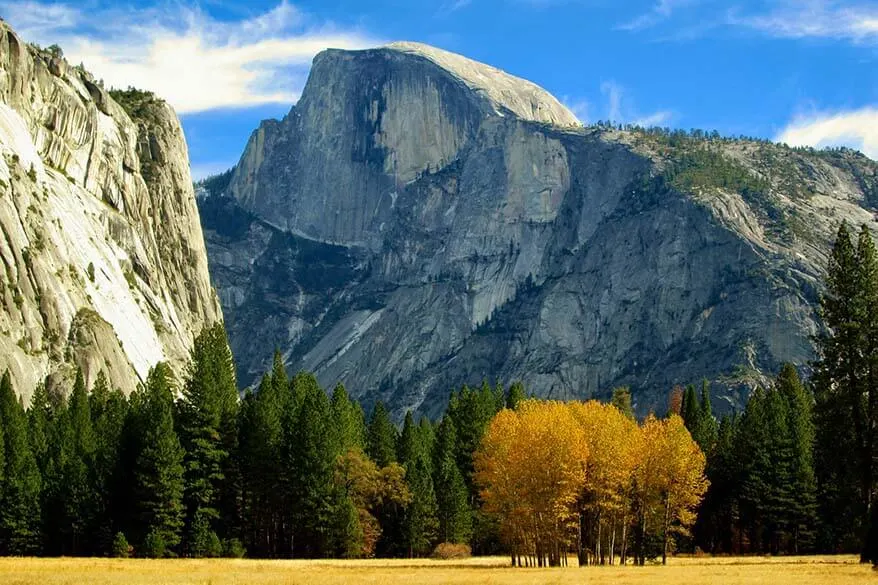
top-left (0, 555), bottom-right (870, 585)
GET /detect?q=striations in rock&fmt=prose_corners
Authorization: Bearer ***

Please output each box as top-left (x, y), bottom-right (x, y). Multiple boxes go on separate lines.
top-left (201, 42), bottom-right (878, 418)
top-left (0, 23), bottom-right (221, 402)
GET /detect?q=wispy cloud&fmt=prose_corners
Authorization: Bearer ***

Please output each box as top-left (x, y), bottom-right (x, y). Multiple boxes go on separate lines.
top-left (561, 96), bottom-right (590, 124)
top-left (777, 107), bottom-right (878, 160)
top-left (618, 0), bottom-right (700, 31)
top-left (729, 0), bottom-right (878, 43)
top-left (598, 80), bottom-right (672, 126)
top-left (0, 1), bottom-right (381, 114)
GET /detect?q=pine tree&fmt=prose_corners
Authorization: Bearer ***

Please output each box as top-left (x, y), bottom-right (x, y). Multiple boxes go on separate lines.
top-left (433, 417), bottom-right (471, 544)
top-left (813, 222), bottom-right (876, 555)
top-left (506, 382), bottom-right (526, 411)
top-left (611, 387), bottom-right (635, 419)
top-left (366, 402), bottom-right (397, 468)
top-left (397, 411), bottom-right (419, 466)
top-left (398, 412), bottom-right (438, 557)
top-left (134, 364), bottom-right (185, 555)
top-left (403, 457), bottom-right (438, 557)
top-left (27, 382), bottom-right (50, 474)
top-left (331, 384), bottom-right (365, 454)
top-left (0, 371), bottom-right (41, 554)
top-left (287, 375), bottom-right (339, 557)
top-left (178, 324), bottom-right (239, 554)
top-left (90, 372), bottom-right (129, 555)
top-left (63, 369), bottom-right (98, 554)
top-left (775, 364), bottom-right (818, 553)
top-left (696, 380), bottom-right (718, 454)
top-left (239, 373), bottom-right (284, 557)
top-left (681, 384), bottom-right (699, 429)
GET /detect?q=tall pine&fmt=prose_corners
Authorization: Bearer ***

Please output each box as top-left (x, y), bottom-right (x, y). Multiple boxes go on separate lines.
top-left (134, 364), bottom-right (185, 556)
top-left (0, 371), bottom-right (41, 554)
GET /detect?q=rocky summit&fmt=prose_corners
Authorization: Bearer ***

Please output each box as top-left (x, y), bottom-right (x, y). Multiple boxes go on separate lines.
top-left (0, 23), bottom-right (220, 402)
top-left (200, 41), bottom-right (878, 418)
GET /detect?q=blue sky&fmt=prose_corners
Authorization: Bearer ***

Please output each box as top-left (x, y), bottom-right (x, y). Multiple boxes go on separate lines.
top-left (2, 0), bottom-right (877, 178)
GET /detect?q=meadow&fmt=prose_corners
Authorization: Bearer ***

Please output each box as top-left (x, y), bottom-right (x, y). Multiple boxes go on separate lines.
top-left (0, 555), bottom-right (870, 585)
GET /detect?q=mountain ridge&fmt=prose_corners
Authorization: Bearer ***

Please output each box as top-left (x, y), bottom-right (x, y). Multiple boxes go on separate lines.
top-left (199, 43), bottom-right (872, 417)
top-left (0, 23), bottom-right (221, 401)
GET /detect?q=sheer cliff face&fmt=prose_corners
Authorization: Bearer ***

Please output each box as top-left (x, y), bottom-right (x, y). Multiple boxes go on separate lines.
top-left (207, 42), bottom-right (877, 417)
top-left (0, 24), bottom-right (220, 402)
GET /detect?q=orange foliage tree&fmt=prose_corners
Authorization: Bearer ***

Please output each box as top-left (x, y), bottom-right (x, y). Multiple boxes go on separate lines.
top-left (474, 400), bottom-right (588, 567)
top-left (476, 401), bottom-right (708, 569)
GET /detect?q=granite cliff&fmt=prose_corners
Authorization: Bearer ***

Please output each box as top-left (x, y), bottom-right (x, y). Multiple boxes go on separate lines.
top-left (0, 23), bottom-right (221, 402)
top-left (200, 42), bottom-right (878, 417)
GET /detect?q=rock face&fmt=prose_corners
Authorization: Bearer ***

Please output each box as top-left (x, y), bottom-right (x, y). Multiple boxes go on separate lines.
top-left (203, 42), bottom-right (878, 417)
top-left (0, 24), bottom-right (221, 402)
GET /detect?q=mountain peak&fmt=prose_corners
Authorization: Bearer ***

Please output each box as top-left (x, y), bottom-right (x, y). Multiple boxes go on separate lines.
top-left (381, 41), bottom-right (581, 127)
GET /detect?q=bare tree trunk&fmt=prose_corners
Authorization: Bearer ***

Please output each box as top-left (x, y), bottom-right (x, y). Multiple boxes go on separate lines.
top-left (662, 496), bottom-right (671, 566)
top-left (609, 516), bottom-right (617, 565)
top-left (620, 519), bottom-right (628, 566)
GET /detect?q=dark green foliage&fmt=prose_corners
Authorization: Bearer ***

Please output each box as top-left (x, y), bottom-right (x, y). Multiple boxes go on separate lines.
top-left (89, 372), bottom-right (128, 555)
top-left (665, 147), bottom-right (770, 198)
top-left (178, 324), bottom-right (240, 551)
top-left (403, 457), bottom-right (438, 557)
top-left (141, 529), bottom-right (166, 558)
top-left (812, 222), bottom-right (878, 557)
top-left (108, 87), bottom-right (160, 122)
top-left (286, 373), bottom-right (340, 557)
top-left (111, 532), bottom-right (130, 558)
top-left (505, 381), bottom-right (526, 411)
top-left (133, 364), bottom-right (185, 554)
top-left (332, 384), bottom-right (365, 454)
top-left (223, 537), bottom-right (245, 558)
top-left (0, 371), bottom-right (41, 554)
top-left (366, 402), bottom-right (397, 468)
top-left (194, 167), bottom-right (236, 198)
top-left (433, 417), bottom-right (471, 544)
top-left (611, 386), bottom-right (634, 419)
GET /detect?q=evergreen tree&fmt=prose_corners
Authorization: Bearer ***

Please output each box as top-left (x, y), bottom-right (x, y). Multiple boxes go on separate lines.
top-left (366, 402), bottom-right (397, 468)
top-left (611, 386), bottom-right (635, 419)
top-left (813, 222), bottom-right (876, 556)
top-left (90, 372), bottom-right (129, 555)
top-left (433, 417), bottom-right (471, 544)
top-left (178, 324), bottom-right (239, 554)
top-left (506, 381), bottom-right (526, 411)
top-left (331, 384), bottom-right (365, 454)
top-left (61, 369), bottom-right (98, 554)
top-left (397, 411), bottom-right (419, 466)
top-left (695, 380), bottom-right (718, 453)
top-left (27, 382), bottom-right (50, 474)
top-left (738, 385), bottom-right (796, 553)
top-left (134, 364), bottom-right (185, 555)
top-left (0, 371), bottom-right (41, 554)
top-left (681, 384), bottom-right (700, 429)
top-left (775, 364), bottom-right (818, 553)
top-left (402, 457), bottom-right (438, 557)
top-left (287, 375), bottom-right (339, 557)
top-left (239, 374), bottom-right (284, 557)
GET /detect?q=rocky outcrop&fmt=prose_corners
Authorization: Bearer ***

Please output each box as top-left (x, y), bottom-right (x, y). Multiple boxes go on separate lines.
top-left (205, 42), bottom-right (878, 417)
top-left (0, 23), bottom-right (221, 402)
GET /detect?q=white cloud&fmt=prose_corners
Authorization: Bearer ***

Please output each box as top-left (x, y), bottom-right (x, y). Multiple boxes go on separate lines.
top-left (1, 1), bottom-right (381, 114)
top-left (633, 110), bottom-right (673, 127)
top-left (601, 81), bottom-right (624, 122)
top-left (598, 80), bottom-right (671, 127)
top-left (561, 96), bottom-right (590, 124)
top-left (777, 107), bottom-right (878, 160)
top-left (728, 0), bottom-right (878, 43)
top-left (618, 0), bottom-right (700, 31)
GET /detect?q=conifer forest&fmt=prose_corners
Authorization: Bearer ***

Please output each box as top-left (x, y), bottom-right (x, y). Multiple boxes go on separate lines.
top-left (0, 223), bottom-right (876, 567)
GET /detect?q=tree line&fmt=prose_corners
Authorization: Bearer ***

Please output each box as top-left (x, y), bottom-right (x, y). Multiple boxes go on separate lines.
top-left (0, 223), bottom-right (876, 563)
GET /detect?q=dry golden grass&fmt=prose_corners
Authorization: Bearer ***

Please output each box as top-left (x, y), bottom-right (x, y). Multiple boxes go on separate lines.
top-left (0, 555), bottom-right (870, 585)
